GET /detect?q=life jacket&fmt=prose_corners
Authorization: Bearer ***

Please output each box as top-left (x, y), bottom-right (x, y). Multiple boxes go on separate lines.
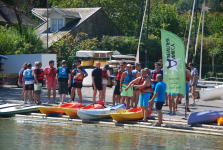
top-left (58, 66), bottom-right (68, 79)
top-left (115, 69), bottom-right (124, 81)
top-left (24, 69), bottom-right (34, 81)
top-left (186, 71), bottom-right (190, 82)
top-left (122, 71), bottom-right (134, 84)
top-left (74, 72), bottom-right (84, 82)
top-left (35, 68), bottom-right (44, 80)
top-left (47, 67), bottom-right (57, 78)
top-left (102, 69), bottom-right (108, 79)
top-left (137, 76), bottom-right (152, 93)
top-left (151, 69), bottom-right (162, 80)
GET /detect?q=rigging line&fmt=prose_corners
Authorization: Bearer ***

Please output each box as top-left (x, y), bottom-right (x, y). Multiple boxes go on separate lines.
top-left (183, 11), bottom-right (191, 42)
top-left (136, 0), bottom-right (149, 63)
top-left (185, 0), bottom-right (196, 63)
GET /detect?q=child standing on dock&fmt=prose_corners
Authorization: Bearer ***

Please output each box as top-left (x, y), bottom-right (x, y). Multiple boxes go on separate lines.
top-left (57, 60), bottom-right (71, 104)
top-left (23, 63), bottom-right (34, 104)
top-left (44, 60), bottom-right (57, 104)
top-left (33, 61), bottom-right (44, 105)
top-left (149, 74), bottom-right (166, 126)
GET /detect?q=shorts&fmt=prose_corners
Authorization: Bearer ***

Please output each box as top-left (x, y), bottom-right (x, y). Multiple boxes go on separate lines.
top-left (139, 92), bottom-right (151, 107)
top-left (113, 81), bottom-right (121, 95)
top-left (168, 93), bottom-right (177, 95)
top-left (46, 80), bottom-right (57, 89)
top-left (121, 84), bottom-right (133, 97)
top-left (73, 82), bottom-right (83, 88)
top-left (186, 83), bottom-right (189, 100)
top-left (34, 84), bottom-right (42, 94)
top-left (155, 102), bottom-right (164, 110)
top-left (93, 80), bottom-right (102, 91)
top-left (58, 81), bottom-right (68, 94)
top-left (25, 84), bottom-right (34, 91)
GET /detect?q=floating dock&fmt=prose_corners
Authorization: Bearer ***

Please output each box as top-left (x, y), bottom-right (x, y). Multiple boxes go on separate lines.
top-left (15, 113), bottom-right (223, 137)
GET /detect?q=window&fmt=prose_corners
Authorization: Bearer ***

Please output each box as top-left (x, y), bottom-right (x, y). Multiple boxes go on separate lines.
top-left (50, 18), bottom-right (64, 32)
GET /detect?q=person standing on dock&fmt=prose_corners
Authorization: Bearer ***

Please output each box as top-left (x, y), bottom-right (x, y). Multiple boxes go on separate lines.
top-left (149, 74), bottom-right (166, 126)
top-left (132, 63), bottom-right (142, 108)
top-left (120, 64), bottom-right (135, 109)
top-left (188, 63), bottom-right (199, 105)
top-left (70, 60), bottom-right (88, 102)
top-left (57, 60), bottom-right (71, 104)
top-left (92, 62), bottom-right (103, 103)
top-left (125, 69), bottom-right (152, 121)
top-left (44, 60), bottom-right (57, 104)
top-left (18, 63), bottom-right (27, 100)
top-left (102, 64), bottom-right (109, 103)
top-left (23, 63), bottom-right (35, 104)
top-left (33, 61), bottom-right (44, 105)
top-left (113, 62), bottom-right (125, 105)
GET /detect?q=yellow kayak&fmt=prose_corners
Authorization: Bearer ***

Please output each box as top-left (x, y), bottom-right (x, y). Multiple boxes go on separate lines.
top-left (64, 108), bottom-right (79, 118)
top-left (38, 102), bottom-right (84, 115)
top-left (110, 107), bottom-right (152, 122)
top-left (217, 117), bottom-right (223, 126)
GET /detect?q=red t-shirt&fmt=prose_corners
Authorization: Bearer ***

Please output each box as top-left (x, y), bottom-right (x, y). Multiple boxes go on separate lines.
top-left (44, 67), bottom-right (57, 82)
top-left (115, 69), bottom-right (124, 81)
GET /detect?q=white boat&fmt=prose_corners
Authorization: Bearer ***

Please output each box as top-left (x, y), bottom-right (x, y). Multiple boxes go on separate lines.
top-left (77, 104), bottom-right (126, 120)
top-left (0, 105), bottom-right (41, 117)
top-left (0, 103), bottom-right (21, 109)
top-left (200, 87), bottom-right (223, 101)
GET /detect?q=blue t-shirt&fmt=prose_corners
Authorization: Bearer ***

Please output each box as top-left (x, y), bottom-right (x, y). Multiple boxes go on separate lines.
top-left (154, 81), bottom-right (166, 102)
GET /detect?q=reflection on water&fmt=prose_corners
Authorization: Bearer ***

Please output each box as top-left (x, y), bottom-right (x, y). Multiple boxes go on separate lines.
top-left (0, 118), bottom-right (222, 150)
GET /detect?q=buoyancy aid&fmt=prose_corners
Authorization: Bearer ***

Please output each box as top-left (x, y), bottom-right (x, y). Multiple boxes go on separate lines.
top-left (58, 66), bottom-right (68, 79)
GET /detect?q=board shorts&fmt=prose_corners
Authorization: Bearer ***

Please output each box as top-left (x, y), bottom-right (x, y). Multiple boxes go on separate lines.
top-left (139, 92), bottom-right (151, 107)
top-left (72, 82), bottom-right (83, 89)
top-left (121, 84), bottom-right (133, 97)
top-left (46, 80), bottom-right (57, 89)
top-left (34, 83), bottom-right (42, 94)
top-left (93, 80), bottom-right (102, 91)
top-left (58, 81), bottom-right (68, 94)
top-left (168, 93), bottom-right (177, 96)
top-left (25, 84), bottom-right (34, 91)
top-left (113, 81), bottom-right (121, 95)
top-left (155, 102), bottom-right (164, 110)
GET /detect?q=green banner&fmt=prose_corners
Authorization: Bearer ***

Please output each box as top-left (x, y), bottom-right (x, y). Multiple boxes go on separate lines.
top-left (161, 30), bottom-right (186, 95)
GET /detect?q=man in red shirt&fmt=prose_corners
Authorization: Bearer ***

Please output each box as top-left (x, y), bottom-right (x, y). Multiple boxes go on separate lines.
top-left (44, 60), bottom-right (57, 103)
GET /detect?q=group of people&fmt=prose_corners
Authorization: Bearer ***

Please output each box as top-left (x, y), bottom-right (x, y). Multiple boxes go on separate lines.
top-left (18, 59), bottom-right (198, 126)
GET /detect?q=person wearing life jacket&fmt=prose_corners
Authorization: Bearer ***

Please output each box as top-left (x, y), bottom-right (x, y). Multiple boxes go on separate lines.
top-left (70, 60), bottom-right (88, 102)
top-left (102, 64), bottom-right (109, 103)
top-left (23, 63), bottom-right (35, 104)
top-left (18, 63), bottom-right (27, 100)
top-left (151, 62), bottom-right (163, 90)
top-left (57, 60), bottom-right (71, 104)
top-left (33, 61), bottom-right (44, 105)
top-left (125, 69), bottom-right (152, 121)
top-left (120, 64), bottom-right (135, 109)
top-left (132, 63), bottom-right (142, 108)
top-left (44, 60), bottom-right (57, 104)
top-left (113, 62), bottom-right (125, 105)
top-left (72, 66), bottom-right (85, 103)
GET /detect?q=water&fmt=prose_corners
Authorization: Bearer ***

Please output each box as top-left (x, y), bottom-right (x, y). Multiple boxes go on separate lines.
top-left (0, 118), bottom-right (222, 150)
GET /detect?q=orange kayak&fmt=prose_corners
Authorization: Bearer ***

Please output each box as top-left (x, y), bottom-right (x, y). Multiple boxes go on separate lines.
top-left (38, 102), bottom-right (84, 116)
top-left (64, 104), bottom-right (104, 118)
top-left (217, 117), bottom-right (223, 126)
top-left (110, 107), bottom-right (152, 122)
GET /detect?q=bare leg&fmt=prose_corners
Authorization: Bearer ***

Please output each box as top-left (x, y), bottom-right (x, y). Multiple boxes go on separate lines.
top-left (102, 84), bottom-right (106, 101)
top-left (53, 88), bottom-right (56, 103)
top-left (112, 94), bottom-right (116, 105)
top-left (70, 87), bottom-right (76, 101)
top-left (98, 90), bottom-right (103, 101)
top-left (117, 95), bottom-right (121, 104)
top-left (157, 110), bottom-right (163, 124)
top-left (77, 88), bottom-right (82, 103)
top-left (47, 88), bottom-right (51, 100)
top-left (143, 106), bottom-right (148, 121)
top-left (134, 94), bottom-right (139, 107)
top-left (168, 95), bottom-right (172, 113)
top-left (93, 89), bottom-right (97, 103)
top-left (192, 86), bottom-right (196, 104)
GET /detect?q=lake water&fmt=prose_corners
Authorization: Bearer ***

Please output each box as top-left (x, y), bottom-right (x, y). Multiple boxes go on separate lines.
top-left (0, 118), bottom-right (222, 150)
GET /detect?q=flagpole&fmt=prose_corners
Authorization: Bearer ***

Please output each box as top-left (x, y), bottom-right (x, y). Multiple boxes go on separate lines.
top-left (136, 0), bottom-right (149, 63)
top-left (185, 0), bottom-right (196, 63)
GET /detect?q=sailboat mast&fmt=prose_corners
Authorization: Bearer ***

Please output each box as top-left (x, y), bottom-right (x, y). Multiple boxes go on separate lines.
top-left (136, 0), bottom-right (149, 63)
top-left (185, 0), bottom-right (196, 63)
top-left (199, 1), bottom-right (206, 80)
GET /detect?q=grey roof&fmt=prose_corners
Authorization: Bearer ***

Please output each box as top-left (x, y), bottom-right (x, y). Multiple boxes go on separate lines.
top-left (0, 0), bottom-right (35, 26)
top-left (32, 8), bottom-right (102, 48)
top-left (40, 8), bottom-right (81, 19)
